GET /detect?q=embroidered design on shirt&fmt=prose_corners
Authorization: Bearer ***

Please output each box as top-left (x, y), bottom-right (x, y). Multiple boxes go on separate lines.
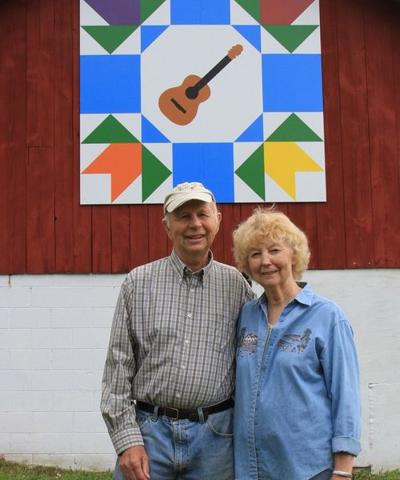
top-left (278, 328), bottom-right (312, 353)
top-left (238, 328), bottom-right (258, 353)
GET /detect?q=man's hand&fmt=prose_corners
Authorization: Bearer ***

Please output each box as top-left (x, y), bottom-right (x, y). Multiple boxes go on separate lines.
top-left (119, 445), bottom-right (150, 480)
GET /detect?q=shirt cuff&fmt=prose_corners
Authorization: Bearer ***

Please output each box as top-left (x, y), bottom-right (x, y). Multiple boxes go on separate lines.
top-left (332, 436), bottom-right (361, 456)
top-left (111, 426), bottom-right (144, 455)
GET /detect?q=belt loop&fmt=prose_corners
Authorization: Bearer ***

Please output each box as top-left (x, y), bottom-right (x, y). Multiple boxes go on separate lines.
top-left (197, 407), bottom-right (205, 423)
top-left (152, 405), bottom-right (159, 421)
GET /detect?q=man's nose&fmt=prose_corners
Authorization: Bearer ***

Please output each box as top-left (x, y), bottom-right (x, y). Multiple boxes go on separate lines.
top-left (189, 215), bottom-right (202, 227)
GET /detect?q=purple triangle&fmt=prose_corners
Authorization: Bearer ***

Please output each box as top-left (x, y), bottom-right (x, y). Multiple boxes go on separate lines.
top-left (85, 0), bottom-right (140, 25)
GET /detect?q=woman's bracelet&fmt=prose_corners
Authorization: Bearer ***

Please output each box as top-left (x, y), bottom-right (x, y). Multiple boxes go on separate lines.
top-left (332, 470), bottom-right (352, 478)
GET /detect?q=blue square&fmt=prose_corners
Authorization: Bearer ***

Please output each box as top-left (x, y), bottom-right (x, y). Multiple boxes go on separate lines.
top-left (173, 143), bottom-right (234, 202)
top-left (171, 0), bottom-right (230, 24)
top-left (262, 54), bottom-right (322, 112)
top-left (80, 55), bottom-right (141, 113)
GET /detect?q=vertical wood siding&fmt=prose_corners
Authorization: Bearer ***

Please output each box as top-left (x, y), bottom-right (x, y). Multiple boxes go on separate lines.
top-left (0, 0), bottom-right (399, 274)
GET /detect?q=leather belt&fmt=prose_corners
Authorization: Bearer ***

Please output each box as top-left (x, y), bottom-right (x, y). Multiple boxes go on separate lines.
top-left (136, 398), bottom-right (233, 421)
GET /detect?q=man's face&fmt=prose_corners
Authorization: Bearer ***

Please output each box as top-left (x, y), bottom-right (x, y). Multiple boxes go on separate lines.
top-left (163, 200), bottom-right (221, 264)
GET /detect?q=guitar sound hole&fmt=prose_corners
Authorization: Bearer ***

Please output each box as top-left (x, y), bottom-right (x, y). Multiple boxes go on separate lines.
top-left (185, 87), bottom-right (198, 99)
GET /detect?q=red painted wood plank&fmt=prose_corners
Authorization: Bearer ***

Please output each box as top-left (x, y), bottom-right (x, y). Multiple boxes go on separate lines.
top-left (26, 147), bottom-right (55, 273)
top-left (364, 0), bottom-right (400, 267)
top-left (54, 0), bottom-right (75, 272)
top-left (336, 0), bottom-right (374, 268)
top-left (0, 2), bottom-right (27, 273)
top-left (219, 204), bottom-right (242, 266)
top-left (130, 206), bottom-right (149, 267)
top-left (71, 0), bottom-right (92, 273)
top-left (316, 0), bottom-right (347, 270)
top-left (92, 206), bottom-right (112, 272)
top-left (26, 0), bottom-right (55, 148)
top-left (111, 206), bottom-right (131, 272)
top-left (148, 205), bottom-right (169, 261)
top-left (287, 204), bottom-right (319, 269)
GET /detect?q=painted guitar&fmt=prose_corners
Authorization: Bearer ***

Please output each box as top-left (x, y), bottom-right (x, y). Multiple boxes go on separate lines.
top-left (158, 44), bottom-right (243, 126)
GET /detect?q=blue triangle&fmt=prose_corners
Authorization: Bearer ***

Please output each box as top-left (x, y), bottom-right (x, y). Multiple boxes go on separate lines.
top-left (141, 26), bottom-right (168, 52)
top-left (141, 116), bottom-right (170, 143)
top-left (233, 25), bottom-right (261, 51)
top-left (236, 115), bottom-right (264, 142)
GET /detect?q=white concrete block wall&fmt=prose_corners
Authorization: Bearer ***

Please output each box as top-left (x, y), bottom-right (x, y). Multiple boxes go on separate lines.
top-left (1, 271), bottom-right (400, 471)
top-left (0, 274), bottom-right (125, 471)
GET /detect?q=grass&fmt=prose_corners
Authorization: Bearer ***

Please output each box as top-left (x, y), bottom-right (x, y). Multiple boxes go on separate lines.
top-left (0, 458), bottom-right (111, 480)
top-left (0, 459), bottom-right (399, 479)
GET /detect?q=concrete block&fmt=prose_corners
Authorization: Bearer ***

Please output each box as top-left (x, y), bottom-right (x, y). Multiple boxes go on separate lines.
top-left (72, 412), bottom-right (107, 433)
top-left (73, 328), bottom-right (110, 349)
top-left (71, 433), bottom-right (114, 454)
top-left (0, 329), bottom-right (32, 348)
top-left (30, 370), bottom-right (102, 391)
top-left (0, 433), bottom-right (10, 451)
top-left (51, 348), bottom-right (106, 370)
top-left (1, 371), bottom-right (32, 390)
top-left (31, 328), bottom-right (73, 348)
top-left (71, 453), bottom-right (115, 471)
top-left (0, 286), bottom-right (31, 308)
top-left (51, 307), bottom-right (114, 328)
top-left (31, 286), bottom-right (119, 308)
top-left (9, 349), bottom-right (51, 370)
top-left (0, 412), bottom-right (35, 432)
top-left (0, 349), bottom-right (11, 368)
top-left (52, 390), bottom-right (95, 412)
top-left (8, 308), bottom-right (52, 328)
top-left (0, 390), bottom-right (53, 412)
top-left (0, 308), bottom-right (9, 326)
top-left (32, 412), bottom-right (74, 433)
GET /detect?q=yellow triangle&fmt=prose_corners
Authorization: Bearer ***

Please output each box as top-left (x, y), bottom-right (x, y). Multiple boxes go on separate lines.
top-left (264, 142), bottom-right (323, 199)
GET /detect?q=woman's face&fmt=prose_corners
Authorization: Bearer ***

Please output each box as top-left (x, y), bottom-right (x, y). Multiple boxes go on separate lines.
top-left (247, 239), bottom-right (296, 290)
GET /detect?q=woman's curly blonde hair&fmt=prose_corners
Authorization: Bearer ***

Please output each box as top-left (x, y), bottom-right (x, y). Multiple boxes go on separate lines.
top-left (232, 208), bottom-right (310, 280)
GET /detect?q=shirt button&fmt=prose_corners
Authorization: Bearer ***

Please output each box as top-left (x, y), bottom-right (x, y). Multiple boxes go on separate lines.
top-left (187, 313), bottom-right (192, 318)
top-left (181, 365), bottom-right (186, 369)
top-left (184, 339), bottom-right (189, 345)
top-left (176, 393), bottom-right (181, 398)
top-left (190, 288), bottom-right (195, 293)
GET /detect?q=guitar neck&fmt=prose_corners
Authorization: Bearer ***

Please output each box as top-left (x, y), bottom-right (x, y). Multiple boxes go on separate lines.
top-left (194, 55), bottom-right (232, 91)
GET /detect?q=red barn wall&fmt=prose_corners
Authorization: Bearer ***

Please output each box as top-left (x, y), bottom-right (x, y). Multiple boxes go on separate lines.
top-left (0, 0), bottom-right (399, 274)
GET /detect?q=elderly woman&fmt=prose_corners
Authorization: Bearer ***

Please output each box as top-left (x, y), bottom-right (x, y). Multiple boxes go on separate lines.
top-left (232, 209), bottom-right (361, 480)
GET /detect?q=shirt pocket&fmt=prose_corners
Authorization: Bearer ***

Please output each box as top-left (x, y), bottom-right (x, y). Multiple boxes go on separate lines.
top-left (203, 312), bottom-right (235, 352)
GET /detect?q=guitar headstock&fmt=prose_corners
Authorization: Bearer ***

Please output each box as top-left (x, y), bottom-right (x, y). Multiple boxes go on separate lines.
top-left (228, 44), bottom-right (243, 60)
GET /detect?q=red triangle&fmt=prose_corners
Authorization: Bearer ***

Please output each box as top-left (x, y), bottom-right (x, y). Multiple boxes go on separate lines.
top-left (260, 0), bottom-right (315, 25)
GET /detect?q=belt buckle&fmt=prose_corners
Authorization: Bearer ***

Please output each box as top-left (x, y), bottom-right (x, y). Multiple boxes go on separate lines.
top-left (166, 407), bottom-right (179, 420)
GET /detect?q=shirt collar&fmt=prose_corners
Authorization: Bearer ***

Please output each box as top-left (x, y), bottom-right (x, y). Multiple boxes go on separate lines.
top-left (169, 249), bottom-right (214, 281)
top-left (257, 282), bottom-right (313, 307)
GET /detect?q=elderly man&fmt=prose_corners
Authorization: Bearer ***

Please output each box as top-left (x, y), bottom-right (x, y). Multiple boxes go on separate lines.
top-left (101, 182), bottom-right (254, 480)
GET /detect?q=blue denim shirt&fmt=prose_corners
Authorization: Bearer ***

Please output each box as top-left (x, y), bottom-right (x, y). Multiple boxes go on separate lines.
top-left (234, 283), bottom-right (361, 480)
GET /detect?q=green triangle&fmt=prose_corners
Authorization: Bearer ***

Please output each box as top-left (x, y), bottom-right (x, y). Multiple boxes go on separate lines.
top-left (82, 115), bottom-right (139, 144)
top-left (234, 0), bottom-right (260, 22)
top-left (82, 25), bottom-right (138, 54)
top-left (235, 144), bottom-right (265, 199)
top-left (142, 146), bottom-right (171, 201)
top-left (263, 25), bottom-right (318, 53)
top-left (267, 114), bottom-right (322, 142)
top-left (140, 0), bottom-right (167, 23)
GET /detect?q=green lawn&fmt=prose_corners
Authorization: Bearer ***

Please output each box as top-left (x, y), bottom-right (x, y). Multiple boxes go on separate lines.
top-left (0, 459), bottom-right (399, 479)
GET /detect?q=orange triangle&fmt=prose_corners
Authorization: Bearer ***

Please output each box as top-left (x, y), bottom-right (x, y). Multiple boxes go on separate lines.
top-left (83, 144), bottom-right (142, 201)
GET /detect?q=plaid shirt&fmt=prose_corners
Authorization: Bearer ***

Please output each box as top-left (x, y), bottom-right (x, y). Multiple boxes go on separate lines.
top-left (101, 250), bottom-right (255, 454)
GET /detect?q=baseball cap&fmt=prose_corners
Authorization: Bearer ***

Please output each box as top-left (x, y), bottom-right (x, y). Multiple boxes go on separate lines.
top-left (163, 182), bottom-right (216, 214)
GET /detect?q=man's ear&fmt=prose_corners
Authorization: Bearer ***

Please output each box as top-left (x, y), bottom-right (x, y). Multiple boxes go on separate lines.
top-left (162, 218), bottom-right (172, 239)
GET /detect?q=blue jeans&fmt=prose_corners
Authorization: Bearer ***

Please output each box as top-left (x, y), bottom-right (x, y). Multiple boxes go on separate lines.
top-left (113, 407), bottom-right (234, 480)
